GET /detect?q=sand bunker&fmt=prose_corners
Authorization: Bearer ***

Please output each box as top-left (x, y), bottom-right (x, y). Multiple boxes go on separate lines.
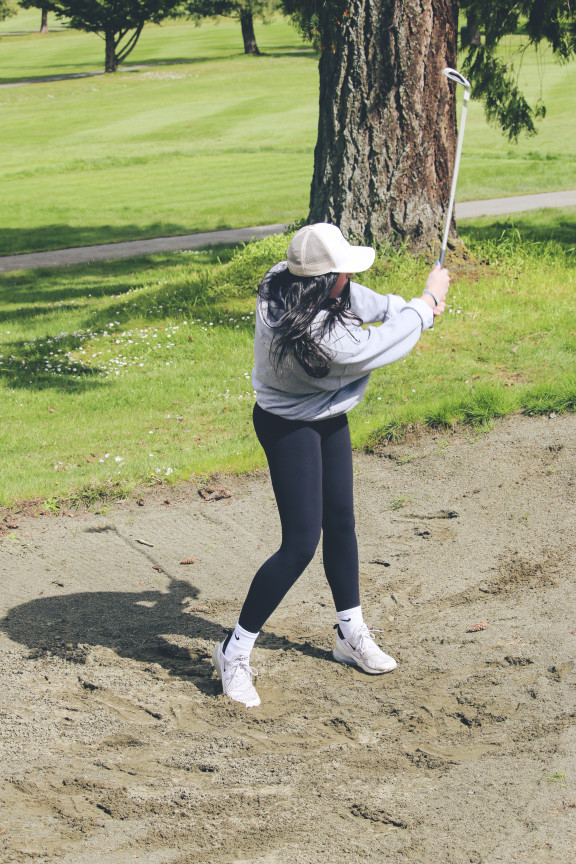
top-left (1, 414), bottom-right (575, 864)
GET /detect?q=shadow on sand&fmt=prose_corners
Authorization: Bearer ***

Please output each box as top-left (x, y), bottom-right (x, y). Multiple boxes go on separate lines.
top-left (0, 527), bottom-right (329, 698)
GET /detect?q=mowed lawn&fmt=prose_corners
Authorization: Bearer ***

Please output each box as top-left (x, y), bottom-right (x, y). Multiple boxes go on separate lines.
top-left (1, 15), bottom-right (576, 255)
top-left (0, 15), bottom-right (317, 254)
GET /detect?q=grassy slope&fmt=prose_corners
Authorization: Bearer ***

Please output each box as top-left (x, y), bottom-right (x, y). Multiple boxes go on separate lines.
top-left (1, 18), bottom-right (576, 255)
top-left (458, 39), bottom-right (576, 200)
top-left (1, 216), bottom-right (575, 507)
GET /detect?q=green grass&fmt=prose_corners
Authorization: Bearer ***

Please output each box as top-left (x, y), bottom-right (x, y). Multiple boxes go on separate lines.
top-left (0, 16), bottom-right (317, 255)
top-left (361, 209), bottom-right (576, 447)
top-left (0, 9), bottom-right (312, 78)
top-left (1, 17), bottom-right (576, 256)
top-left (1, 213), bottom-right (575, 508)
top-left (2, 12), bottom-right (576, 507)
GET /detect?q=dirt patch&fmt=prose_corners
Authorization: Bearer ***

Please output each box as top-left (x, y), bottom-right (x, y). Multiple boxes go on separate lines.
top-left (1, 413), bottom-right (575, 864)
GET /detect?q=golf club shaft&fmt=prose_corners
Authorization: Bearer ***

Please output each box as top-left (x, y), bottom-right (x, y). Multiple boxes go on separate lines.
top-left (439, 87), bottom-right (470, 266)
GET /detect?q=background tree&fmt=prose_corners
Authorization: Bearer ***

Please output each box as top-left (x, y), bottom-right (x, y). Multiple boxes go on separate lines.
top-left (0, 0), bottom-right (17, 21)
top-left (29, 0), bottom-right (182, 71)
top-left (18, 2), bottom-right (50, 31)
top-left (284, 0), bottom-right (576, 252)
top-left (178, 0), bottom-right (280, 55)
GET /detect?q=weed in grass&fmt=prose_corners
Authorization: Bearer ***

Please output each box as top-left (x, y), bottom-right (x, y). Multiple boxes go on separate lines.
top-left (434, 440), bottom-right (451, 454)
top-left (521, 375), bottom-right (576, 417)
top-left (396, 455), bottom-right (414, 465)
top-left (463, 426), bottom-right (495, 444)
top-left (66, 480), bottom-right (136, 510)
top-left (461, 385), bottom-right (514, 426)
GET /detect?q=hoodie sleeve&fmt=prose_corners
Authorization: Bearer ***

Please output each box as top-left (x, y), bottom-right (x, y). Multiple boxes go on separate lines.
top-left (326, 293), bottom-right (434, 377)
top-left (349, 280), bottom-right (432, 325)
top-left (349, 281), bottom-right (391, 323)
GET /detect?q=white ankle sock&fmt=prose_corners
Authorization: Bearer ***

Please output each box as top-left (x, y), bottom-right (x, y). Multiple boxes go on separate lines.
top-left (223, 622), bottom-right (259, 661)
top-left (337, 606), bottom-right (364, 640)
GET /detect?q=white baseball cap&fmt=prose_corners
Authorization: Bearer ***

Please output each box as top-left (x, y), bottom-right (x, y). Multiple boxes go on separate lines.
top-left (287, 223), bottom-right (375, 277)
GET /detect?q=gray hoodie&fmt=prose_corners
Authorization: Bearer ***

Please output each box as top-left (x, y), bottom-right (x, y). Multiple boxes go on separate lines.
top-left (252, 262), bottom-right (434, 420)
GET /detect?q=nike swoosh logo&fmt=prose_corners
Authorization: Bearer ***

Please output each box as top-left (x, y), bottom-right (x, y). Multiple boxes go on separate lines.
top-left (234, 634), bottom-right (240, 640)
top-left (341, 617), bottom-right (351, 622)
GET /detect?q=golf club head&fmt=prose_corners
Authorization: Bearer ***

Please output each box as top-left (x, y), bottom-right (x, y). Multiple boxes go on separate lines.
top-left (443, 67), bottom-right (471, 90)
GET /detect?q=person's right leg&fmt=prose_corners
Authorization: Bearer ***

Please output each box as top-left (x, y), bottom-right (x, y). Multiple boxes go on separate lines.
top-left (319, 414), bottom-right (397, 675)
top-left (214, 405), bottom-right (324, 706)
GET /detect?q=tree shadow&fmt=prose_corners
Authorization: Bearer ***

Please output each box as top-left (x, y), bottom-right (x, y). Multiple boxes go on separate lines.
top-left (0, 248), bottom-right (237, 304)
top-left (260, 48), bottom-right (316, 59)
top-left (0, 537), bottom-right (329, 699)
top-left (0, 223), bottom-right (226, 258)
top-left (0, 57), bottom-right (233, 87)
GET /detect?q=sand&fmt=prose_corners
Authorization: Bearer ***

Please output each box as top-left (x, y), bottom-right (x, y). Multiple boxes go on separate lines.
top-left (1, 413), bottom-right (575, 864)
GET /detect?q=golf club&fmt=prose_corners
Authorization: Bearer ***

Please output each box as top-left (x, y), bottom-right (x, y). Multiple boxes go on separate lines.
top-left (439, 67), bottom-right (471, 267)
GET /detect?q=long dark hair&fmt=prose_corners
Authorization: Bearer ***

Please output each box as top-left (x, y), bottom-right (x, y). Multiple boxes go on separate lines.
top-left (258, 265), bottom-right (362, 378)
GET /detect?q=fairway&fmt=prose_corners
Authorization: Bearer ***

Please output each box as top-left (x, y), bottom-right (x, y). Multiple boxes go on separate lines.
top-left (1, 15), bottom-right (576, 255)
top-left (0, 16), bottom-right (317, 255)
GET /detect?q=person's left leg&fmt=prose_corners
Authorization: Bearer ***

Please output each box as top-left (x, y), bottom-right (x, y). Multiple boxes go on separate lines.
top-left (319, 414), bottom-right (397, 675)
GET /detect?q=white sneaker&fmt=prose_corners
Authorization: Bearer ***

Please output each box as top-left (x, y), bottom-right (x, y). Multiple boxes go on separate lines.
top-left (212, 641), bottom-right (261, 707)
top-left (333, 624), bottom-right (397, 674)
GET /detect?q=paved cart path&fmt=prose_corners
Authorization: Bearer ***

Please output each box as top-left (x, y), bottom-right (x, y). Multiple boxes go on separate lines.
top-left (1, 190), bottom-right (576, 273)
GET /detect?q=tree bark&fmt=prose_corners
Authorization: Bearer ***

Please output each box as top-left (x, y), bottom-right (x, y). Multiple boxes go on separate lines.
top-left (309, 0), bottom-right (460, 253)
top-left (105, 30), bottom-right (118, 72)
top-left (240, 9), bottom-right (260, 54)
top-left (40, 8), bottom-right (49, 33)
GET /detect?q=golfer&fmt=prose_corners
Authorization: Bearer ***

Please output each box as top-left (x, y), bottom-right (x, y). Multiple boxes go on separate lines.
top-left (213, 223), bottom-right (450, 707)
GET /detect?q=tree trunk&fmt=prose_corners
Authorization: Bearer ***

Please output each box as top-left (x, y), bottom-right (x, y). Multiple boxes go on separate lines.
top-left (461, 8), bottom-right (481, 47)
top-left (39, 8), bottom-right (48, 33)
top-left (309, 0), bottom-right (460, 254)
top-left (105, 30), bottom-right (118, 72)
top-left (240, 9), bottom-right (260, 55)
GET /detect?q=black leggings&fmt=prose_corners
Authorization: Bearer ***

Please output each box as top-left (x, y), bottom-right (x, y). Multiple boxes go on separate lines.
top-left (238, 403), bottom-right (360, 633)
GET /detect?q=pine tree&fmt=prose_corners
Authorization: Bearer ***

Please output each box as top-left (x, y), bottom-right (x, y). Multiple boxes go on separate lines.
top-left (284, 0), bottom-right (576, 250)
top-left (21, 0), bottom-right (182, 72)
top-left (179, 0), bottom-right (281, 55)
